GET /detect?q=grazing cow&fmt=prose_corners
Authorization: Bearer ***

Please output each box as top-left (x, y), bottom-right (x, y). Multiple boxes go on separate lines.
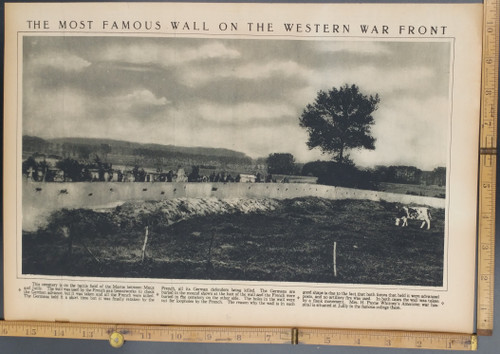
top-left (395, 206), bottom-right (432, 230)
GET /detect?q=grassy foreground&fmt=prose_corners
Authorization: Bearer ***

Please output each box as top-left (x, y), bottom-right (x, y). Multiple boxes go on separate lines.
top-left (23, 197), bottom-right (445, 286)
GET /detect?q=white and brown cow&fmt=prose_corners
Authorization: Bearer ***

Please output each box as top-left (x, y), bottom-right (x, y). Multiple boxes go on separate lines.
top-left (395, 206), bottom-right (432, 230)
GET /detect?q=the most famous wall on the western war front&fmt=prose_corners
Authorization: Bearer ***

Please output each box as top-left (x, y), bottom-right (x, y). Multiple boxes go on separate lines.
top-left (21, 180), bottom-right (446, 231)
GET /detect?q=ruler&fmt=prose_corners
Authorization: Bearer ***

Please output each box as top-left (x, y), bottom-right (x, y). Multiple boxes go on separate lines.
top-left (0, 321), bottom-right (291, 346)
top-left (0, 321), bottom-right (478, 350)
top-left (477, 0), bottom-right (499, 337)
top-left (0, 321), bottom-right (291, 345)
top-left (297, 328), bottom-right (477, 350)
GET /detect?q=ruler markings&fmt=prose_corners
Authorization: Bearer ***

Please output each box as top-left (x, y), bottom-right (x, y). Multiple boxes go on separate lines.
top-left (297, 328), bottom-right (475, 350)
top-left (477, 0), bottom-right (498, 335)
top-left (0, 321), bottom-right (478, 350)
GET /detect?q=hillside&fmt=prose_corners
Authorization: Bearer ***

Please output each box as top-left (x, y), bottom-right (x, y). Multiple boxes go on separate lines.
top-left (46, 137), bottom-right (249, 159)
top-left (22, 135), bottom-right (256, 171)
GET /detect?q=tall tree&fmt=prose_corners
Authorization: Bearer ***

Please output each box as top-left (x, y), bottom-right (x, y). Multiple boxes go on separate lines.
top-left (99, 143), bottom-right (112, 161)
top-left (22, 156), bottom-right (39, 180)
top-left (56, 158), bottom-right (84, 182)
top-left (266, 153), bottom-right (296, 175)
top-left (299, 84), bottom-right (380, 165)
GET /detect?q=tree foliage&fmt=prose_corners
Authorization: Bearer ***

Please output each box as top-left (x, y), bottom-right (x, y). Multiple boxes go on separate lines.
top-left (301, 160), bottom-right (376, 189)
top-left (188, 165), bottom-right (201, 182)
top-left (372, 165), bottom-right (446, 186)
top-left (132, 165), bottom-right (146, 182)
top-left (22, 156), bottom-right (39, 177)
top-left (56, 158), bottom-right (84, 182)
top-left (299, 84), bottom-right (380, 165)
top-left (266, 153), bottom-right (297, 175)
top-left (22, 156), bottom-right (51, 182)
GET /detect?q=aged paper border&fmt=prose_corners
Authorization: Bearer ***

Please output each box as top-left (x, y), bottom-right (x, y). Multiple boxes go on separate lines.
top-left (3, 2), bottom-right (482, 333)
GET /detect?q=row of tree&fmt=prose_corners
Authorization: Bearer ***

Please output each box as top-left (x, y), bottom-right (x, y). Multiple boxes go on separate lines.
top-left (265, 153), bottom-right (446, 188)
top-left (23, 156), bottom-right (113, 182)
top-left (301, 161), bottom-right (446, 188)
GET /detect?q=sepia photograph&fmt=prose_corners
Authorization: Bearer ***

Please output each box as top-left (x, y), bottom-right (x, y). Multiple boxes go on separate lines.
top-left (20, 36), bottom-right (451, 286)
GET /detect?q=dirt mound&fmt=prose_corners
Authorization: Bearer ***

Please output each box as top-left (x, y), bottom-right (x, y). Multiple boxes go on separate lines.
top-left (112, 197), bottom-right (281, 225)
top-left (285, 197), bottom-right (334, 213)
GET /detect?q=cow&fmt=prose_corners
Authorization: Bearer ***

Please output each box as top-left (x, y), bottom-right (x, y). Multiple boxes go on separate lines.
top-left (395, 206), bottom-right (432, 230)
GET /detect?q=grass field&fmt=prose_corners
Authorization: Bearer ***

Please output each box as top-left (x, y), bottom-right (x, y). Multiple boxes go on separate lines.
top-left (22, 197), bottom-right (445, 286)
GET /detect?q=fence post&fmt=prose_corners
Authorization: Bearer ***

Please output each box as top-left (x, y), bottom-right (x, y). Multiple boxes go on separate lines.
top-left (333, 242), bottom-right (337, 277)
top-left (141, 226), bottom-right (149, 262)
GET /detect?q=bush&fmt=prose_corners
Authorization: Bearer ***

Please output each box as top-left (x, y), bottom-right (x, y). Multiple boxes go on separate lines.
top-left (266, 153), bottom-right (297, 175)
top-left (45, 209), bottom-right (118, 240)
top-left (302, 161), bottom-right (377, 189)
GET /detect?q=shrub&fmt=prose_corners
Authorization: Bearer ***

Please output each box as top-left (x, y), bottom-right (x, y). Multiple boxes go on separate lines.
top-left (301, 161), bottom-right (377, 189)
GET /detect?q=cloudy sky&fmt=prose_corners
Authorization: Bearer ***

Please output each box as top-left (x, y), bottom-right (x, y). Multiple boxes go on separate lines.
top-left (23, 36), bottom-right (451, 170)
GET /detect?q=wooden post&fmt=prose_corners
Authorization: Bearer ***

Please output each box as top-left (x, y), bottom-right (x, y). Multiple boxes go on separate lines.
top-left (333, 242), bottom-right (337, 277)
top-left (141, 226), bottom-right (149, 262)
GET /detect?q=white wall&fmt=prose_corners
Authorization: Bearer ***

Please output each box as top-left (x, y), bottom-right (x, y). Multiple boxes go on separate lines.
top-left (22, 181), bottom-right (445, 231)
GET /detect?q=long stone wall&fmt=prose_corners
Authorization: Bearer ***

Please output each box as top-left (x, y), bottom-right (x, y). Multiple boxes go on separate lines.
top-left (22, 180), bottom-right (445, 231)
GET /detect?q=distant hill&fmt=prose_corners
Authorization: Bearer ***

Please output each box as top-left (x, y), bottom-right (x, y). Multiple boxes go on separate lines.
top-left (46, 137), bottom-right (249, 159)
top-left (22, 136), bottom-right (257, 172)
top-left (23, 135), bottom-right (50, 152)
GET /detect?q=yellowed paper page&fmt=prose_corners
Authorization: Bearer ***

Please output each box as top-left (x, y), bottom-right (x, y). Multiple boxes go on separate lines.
top-left (4, 2), bottom-right (482, 333)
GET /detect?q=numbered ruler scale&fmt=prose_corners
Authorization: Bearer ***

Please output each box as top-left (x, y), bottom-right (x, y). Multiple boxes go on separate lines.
top-left (0, 321), bottom-right (478, 350)
top-left (0, 0), bottom-right (498, 350)
top-left (477, 0), bottom-right (499, 337)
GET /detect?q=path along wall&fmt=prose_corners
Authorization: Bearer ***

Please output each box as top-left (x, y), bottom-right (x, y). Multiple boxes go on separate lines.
top-left (22, 180), bottom-right (445, 231)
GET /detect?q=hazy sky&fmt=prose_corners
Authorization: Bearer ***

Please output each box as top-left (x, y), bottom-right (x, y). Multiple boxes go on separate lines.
top-left (23, 36), bottom-right (451, 170)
